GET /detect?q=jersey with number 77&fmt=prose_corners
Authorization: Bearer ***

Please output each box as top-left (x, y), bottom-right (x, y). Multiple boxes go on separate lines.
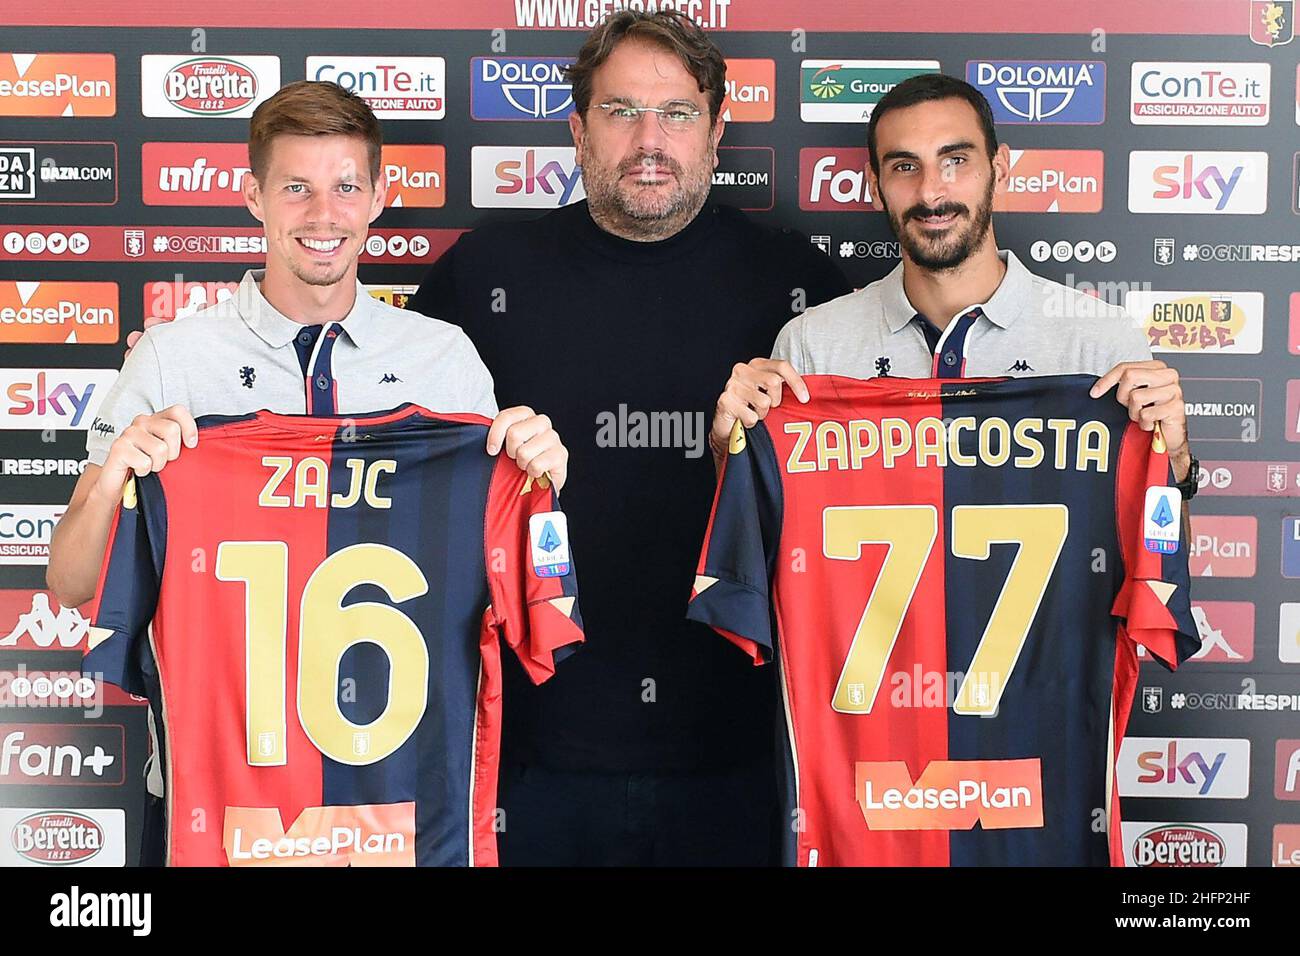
top-left (83, 404), bottom-right (584, 867)
top-left (686, 374), bottom-right (1197, 866)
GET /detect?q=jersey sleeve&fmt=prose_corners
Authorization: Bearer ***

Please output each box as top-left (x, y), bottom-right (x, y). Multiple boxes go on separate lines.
top-left (483, 458), bottom-right (583, 684)
top-left (1110, 423), bottom-right (1199, 670)
top-left (85, 333), bottom-right (166, 466)
top-left (82, 474), bottom-right (167, 697)
top-left (685, 420), bottom-right (785, 664)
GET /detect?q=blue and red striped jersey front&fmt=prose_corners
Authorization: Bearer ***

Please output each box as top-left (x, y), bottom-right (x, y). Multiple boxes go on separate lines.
top-left (687, 374), bottom-right (1198, 866)
top-left (84, 404), bottom-right (583, 866)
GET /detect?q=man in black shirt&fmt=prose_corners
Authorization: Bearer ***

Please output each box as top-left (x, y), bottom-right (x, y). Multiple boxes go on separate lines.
top-left (409, 10), bottom-right (849, 865)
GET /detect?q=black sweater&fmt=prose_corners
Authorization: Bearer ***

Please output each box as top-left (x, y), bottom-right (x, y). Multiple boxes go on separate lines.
top-left (409, 200), bottom-right (850, 773)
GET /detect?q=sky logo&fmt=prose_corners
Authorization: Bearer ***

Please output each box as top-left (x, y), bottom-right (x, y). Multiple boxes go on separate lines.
top-left (1119, 737), bottom-right (1251, 798)
top-left (470, 57), bottom-right (574, 120)
top-left (966, 60), bottom-right (1105, 124)
top-left (471, 147), bottom-right (585, 209)
top-left (0, 370), bottom-right (116, 430)
top-left (1129, 151), bottom-right (1269, 214)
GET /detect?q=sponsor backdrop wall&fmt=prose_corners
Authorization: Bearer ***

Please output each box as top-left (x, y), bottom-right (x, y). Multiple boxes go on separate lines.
top-left (0, 0), bottom-right (1297, 868)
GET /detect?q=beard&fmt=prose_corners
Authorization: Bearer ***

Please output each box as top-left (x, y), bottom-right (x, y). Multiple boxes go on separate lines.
top-left (882, 176), bottom-right (995, 272)
top-left (286, 237), bottom-right (355, 287)
top-left (581, 147), bottom-right (714, 229)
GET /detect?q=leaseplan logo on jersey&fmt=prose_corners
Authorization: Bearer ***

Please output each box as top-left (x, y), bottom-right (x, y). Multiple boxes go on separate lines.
top-left (855, 759), bottom-right (1044, 830)
top-left (996, 149), bottom-right (1103, 212)
top-left (470, 57), bottom-right (573, 120)
top-left (1124, 290), bottom-right (1264, 354)
top-left (1131, 62), bottom-right (1270, 125)
top-left (966, 60), bottom-right (1105, 124)
top-left (307, 57), bottom-right (445, 119)
top-left (1118, 737), bottom-right (1250, 798)
top-left (0, 369), bottom-right (116, 431)
top-left (142, 55), bottom-right (279, 119)
top-left (0, 53), bottom-right (115, 117)
top-left (1128, 151), bottom-right (1269, 214)
top-left (470, 146), bottom-right (584, 209)
top-left (799, 148), bottom-right (878, 211)
top-left (721, 59), bottom-right (775, 122)
top-left (0, 282), bottom-right (118, 344)
top-left (800, 60), bottom-right (940, 123)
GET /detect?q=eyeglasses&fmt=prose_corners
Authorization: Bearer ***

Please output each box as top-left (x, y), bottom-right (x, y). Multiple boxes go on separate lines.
top-left (593, 101), bottom-right (705, 133)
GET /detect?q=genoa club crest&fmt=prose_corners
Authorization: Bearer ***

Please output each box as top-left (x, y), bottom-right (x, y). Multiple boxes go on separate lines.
top-left (1250, 1), bottom-right (1294, 46)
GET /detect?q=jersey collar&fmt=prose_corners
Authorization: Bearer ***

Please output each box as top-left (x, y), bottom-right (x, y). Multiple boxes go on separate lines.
top-left (881, 249), bottom-right (1031, 334)
top-left (237, 269), bottom-right (376, 349)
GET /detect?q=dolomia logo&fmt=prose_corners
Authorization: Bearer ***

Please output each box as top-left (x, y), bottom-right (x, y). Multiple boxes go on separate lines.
top-left (855, 758), bottom-right (1044, 830)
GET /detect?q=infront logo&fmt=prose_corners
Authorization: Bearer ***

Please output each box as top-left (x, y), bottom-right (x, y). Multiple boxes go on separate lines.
top-left (855, 759), bottom-right (1044, 830)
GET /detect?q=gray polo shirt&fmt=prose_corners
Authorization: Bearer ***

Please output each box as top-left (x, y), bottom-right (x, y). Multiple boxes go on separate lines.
top-left (772, 250), bottom-right (1151, 379)
top-left (86, 269), bottom-right (498, 466)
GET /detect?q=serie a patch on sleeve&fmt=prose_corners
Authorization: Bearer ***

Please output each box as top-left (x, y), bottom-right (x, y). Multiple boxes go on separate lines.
top-left (1143, 486), bottom-right (1181, 554)
top-left (528, 511), bottom-right (571, 578)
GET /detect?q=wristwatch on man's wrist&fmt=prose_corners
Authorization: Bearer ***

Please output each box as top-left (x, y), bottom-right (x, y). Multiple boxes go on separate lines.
top-left (1175, 455), bottom-right (1200, 501)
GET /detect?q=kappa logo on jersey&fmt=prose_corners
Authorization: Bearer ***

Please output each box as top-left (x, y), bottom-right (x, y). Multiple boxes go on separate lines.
top-left (1121, 822), bottom-right (1247, 867)
top-left (1277, 740), bottom-right (1300, 799)
top-left (0, 369), bottom-right (115, 431)
top-left (0, 809), bottom-right (125, 867)
top-left (996, 149), bottom-right (1103, 212)
top-left (0, 282), bottom-right (118, 344)
top-left (1128, 151), bottom-right (1269, 214)
top-left (224, 802), bottom-right (415, 866)
top-left (721, 59), bottom-right (775, 122)
top-left (1130, 62), bottom-right (1270, 125)
top-left (143, 279), bottom-right (239, 322)
top-left (1118, 737), bottom-right (1251, 798)
top-left (0, 591), bottom-right (91, 651)
top-left (966, 60), bottom-right (1105, 124)
top-left (1188, 515), bottom-right (1256, 577)
top-left (799, 148), bottom-right (878, 211)
top-left (0, 725), bottom-right (123, 785)
top-left (142, 55), bottom-right (279, 118)
top-left (0, 507), bottom-right (66, 565)
top-left (855, 759), bottom-right (1044, 830)
top-left (1124, 290), bottom-right (1264, 354)
top-left (470, 146), bottom-right (584, 209)
top-left (307, 57), bottom-right (445, 119)
top-left (382, 145), bottom-right (444, 208)
top-left (470, 57), bottom-right (573, 120)
top-left (0, 142), bottom-right (117, 205)
top-left (800, 60), bottom-right (940, 122)
top-left (0, 53), bottom-right (115, 117)
top-left (1250, 0), bottom-right (1294, 45)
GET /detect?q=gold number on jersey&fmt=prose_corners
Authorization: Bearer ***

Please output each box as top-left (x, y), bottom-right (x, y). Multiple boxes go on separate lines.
top-left (216, 541), bottom-right (430, 768)
top-left (825, 504), bottom-right (1069, 716)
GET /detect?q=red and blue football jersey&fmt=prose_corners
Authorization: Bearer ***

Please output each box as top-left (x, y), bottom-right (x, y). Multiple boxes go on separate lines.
top-left (687, 374), bottom-right (1197, 866)
top-left (84, 404), bottom-right (583, 867)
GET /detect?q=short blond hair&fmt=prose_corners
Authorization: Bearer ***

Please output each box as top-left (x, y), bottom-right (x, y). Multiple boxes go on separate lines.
top-left (248, 80), bottom-right (383, 184)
